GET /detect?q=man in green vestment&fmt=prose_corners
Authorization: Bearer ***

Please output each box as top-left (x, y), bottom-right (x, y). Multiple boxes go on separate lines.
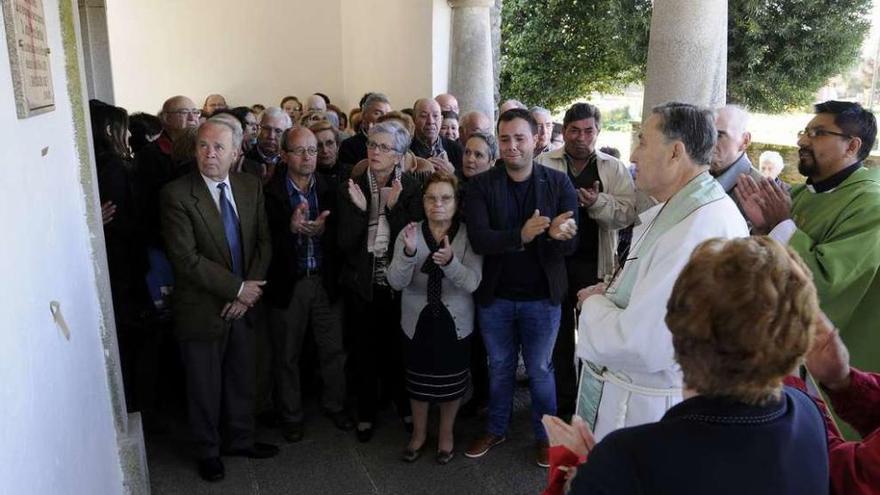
top-left (737, 100), bottom-right (880, 373)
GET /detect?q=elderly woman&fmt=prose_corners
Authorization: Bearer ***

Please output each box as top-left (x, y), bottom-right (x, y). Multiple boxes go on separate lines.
top-left (387, 172), bottom-right (483, 464)
top-left (759, 150), bottom-right (785, 180)
top-left (349, 111), bottom-right (435, 182)
top-left (338, 120), bottom-right (425, 442)
top-left (462, 132), bottom-right (498, 180)
top-left (543, 236), bottom-right (829, 495)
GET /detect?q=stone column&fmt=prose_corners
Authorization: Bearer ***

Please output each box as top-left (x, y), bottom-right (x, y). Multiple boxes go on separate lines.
top-left (641, 0), bottom-right (727, 117)
top-left (77, 0), bottom-right (115, 102)
top-left (448, 0), bottom-right (495, 120)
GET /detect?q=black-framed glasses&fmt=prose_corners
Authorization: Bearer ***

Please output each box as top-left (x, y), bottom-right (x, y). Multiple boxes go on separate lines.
top-left (367, 141), bottom-right (398, 154)
top-left (798, 128), bottom-right (852, 139)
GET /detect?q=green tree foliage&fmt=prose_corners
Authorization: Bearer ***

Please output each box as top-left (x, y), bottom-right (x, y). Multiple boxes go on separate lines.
top-left (728, 0), bottom-right (871, 112)
top-left (500, 0), bottom-right (651, 111)
top-left (500, 0), bottom-right (872, 113)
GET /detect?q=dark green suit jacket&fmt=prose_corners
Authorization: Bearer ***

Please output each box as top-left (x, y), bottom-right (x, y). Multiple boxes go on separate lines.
top-left (160, 171), bottom-right (272, 340)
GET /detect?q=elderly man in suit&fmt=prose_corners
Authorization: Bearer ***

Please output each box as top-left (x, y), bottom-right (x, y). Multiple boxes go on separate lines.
top-left (160, 117), bottom-right (276, 482)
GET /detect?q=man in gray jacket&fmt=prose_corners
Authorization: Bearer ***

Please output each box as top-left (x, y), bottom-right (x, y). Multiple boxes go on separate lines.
top-left (535, 102), bottom-right (636, 418)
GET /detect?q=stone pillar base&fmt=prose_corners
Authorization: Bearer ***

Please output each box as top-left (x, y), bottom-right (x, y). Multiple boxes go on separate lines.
top-left (118, 413), bottom-right (150, 494)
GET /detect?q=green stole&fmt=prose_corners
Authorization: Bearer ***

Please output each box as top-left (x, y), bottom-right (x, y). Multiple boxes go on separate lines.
top-left (576, 171), bottom-right (728, 429)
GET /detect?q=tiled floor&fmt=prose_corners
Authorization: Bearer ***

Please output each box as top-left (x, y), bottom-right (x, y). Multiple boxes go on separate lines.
top-left (146, 389), bottom-right (548, 495)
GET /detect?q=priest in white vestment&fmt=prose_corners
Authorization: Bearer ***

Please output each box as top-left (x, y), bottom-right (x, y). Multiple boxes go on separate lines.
top-left (575, 102), bottom-right (750, 440)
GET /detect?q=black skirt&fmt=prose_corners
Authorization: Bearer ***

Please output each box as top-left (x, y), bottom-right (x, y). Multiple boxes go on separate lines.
top-left (405, 303), bottom-right (471, 402)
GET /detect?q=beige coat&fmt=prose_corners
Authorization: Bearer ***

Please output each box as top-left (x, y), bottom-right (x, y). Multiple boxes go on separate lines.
top-left (536, 147), bottom-right (637, 279)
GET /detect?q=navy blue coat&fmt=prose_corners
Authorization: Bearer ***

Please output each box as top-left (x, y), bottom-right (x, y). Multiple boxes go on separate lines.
top-left (571, 386), bottom-right (829, 495)
top-left (464, 162), bottom-right (578, 306)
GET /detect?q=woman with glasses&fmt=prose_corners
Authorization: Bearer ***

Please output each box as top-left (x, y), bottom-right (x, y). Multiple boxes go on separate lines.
top-left (338, 121), bottom-right (425, 442)
top-left (387, 172), bottom-right (483, 465)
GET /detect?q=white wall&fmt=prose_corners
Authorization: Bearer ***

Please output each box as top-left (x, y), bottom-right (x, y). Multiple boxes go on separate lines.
top-left (104, 0), bottom-right (450, 115)
top-left (431, 0), bottom-right (451, 97)
top-left (105, 0), bottom-right (346, 113)
top-left (0, 0), bottom-right (123, 493)
top-left (340, 0), bottom-right (436, 111)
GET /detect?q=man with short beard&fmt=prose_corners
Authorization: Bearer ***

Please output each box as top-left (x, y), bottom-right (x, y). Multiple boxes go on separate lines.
top-left (736, 100), bottom-right (880, 373)
top-left (245, 106), bottom-right (292, 185)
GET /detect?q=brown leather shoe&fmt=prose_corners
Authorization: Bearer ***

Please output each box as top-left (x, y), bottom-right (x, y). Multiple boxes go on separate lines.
top-left (464, 433), bottom-right (506, 458)
top-left (535, 440), bottom-right (550, 468)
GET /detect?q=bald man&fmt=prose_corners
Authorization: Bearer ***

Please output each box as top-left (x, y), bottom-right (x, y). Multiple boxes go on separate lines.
top-left (459, 111), bottom-right (493, 146)
top-left (202, 94), bottom-right (228, 117)
top-left (263, 127), bottom-right (352, 442)
top-left (135, 95), bottom-right (202, 247)
top-left (410, 98), bottom-right (463, 172)
top-left (306, 94), bottom-right (327, 113)
top-left (435, 93), bottom-right (460, 114)
top-left (711, 105), bottom-right (763, 214)
top-left (499, 99), bottom-right (526, 115)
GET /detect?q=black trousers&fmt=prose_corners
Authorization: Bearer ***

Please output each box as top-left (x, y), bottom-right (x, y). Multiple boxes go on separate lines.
top-left (554, 258), bottom-right (599, 417)
top-left (468, 317), bottom-right (490, 406)
top-left (346, 285), bottom-right (410, 423)
top-left (180, 318), bottom-right (254, 459)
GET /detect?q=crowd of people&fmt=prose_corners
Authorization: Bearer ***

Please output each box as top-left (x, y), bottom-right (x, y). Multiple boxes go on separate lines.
top-left (89, 89), bottom-right (879, 493)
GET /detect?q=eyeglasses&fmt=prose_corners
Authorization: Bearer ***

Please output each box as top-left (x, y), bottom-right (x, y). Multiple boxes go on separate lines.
top-left (168, 109), bottom-right (201, 117)
top-left (367, 141), bottom-right (398, 154)
top-left (286, 146), bottom-right (318, 157)
top-left (260, 125), bottom-right (285, 136)
top-left (424, 194), bottom-right (455, 205)
top-left (798, 128), bottom-right (852, 139)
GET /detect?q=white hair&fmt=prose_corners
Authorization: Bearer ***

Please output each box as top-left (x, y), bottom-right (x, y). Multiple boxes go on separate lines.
top-left (261, 106), bottom-right (292, 129)
top-left (716, 104), bottom-right (750, 137)
top-left (759, 150), bottom-right (785, 176)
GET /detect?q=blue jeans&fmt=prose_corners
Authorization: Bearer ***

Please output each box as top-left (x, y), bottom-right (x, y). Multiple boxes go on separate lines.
top-left (478, 298), bottom-right (561, 441)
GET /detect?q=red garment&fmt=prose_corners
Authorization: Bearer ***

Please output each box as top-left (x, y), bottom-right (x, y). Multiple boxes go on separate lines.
top-left (785, 370), bottom-right (880, 495)
top-left (543, 445), bottom-right (587, 495)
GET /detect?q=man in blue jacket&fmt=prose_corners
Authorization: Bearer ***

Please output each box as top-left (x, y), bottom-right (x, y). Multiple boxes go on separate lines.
top-left (464, 108), bottom-right (579, 468)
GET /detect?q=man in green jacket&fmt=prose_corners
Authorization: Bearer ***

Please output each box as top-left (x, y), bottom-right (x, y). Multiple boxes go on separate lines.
top-left (160, 117), bottom-right (275, 482)
top-left (737, 100), bottom-right (880, 374)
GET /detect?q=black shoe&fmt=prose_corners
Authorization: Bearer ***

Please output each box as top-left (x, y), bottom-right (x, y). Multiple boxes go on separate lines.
top-left (401, 446), bottom-right (422, 463)
top-left (325, 410), bottom-right (355, 431)
top-left (256, 410), bottom-right (280, 428)
top-left (435, 450), bottom-right (454, 465)
top-left (197, 457), bottom-right (225, 482)
top-left (222, 442), bottom-right (279, 459)
top-left (282, 422), bottom-right (304, 443)
top-left (356, 424), bottom-right (374, 443)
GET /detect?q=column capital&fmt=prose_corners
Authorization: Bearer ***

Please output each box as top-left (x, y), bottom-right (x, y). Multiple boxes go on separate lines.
top-left (448, 0), bottom-right (494, 8)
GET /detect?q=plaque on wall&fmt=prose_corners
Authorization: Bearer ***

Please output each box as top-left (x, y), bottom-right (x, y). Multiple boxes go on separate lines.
top-left (2, 0), bottom-right (55, 118)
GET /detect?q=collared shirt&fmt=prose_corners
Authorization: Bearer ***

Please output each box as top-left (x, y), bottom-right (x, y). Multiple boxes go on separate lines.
top-left (770, 163), bottom-right (864, 244)
top-left (564, 151), bottom-right (602, 261)
top-left (715, 152), bottom-right (753, 193)
top-left (807, 162), bottom-right (862, 193)
top-left (254, 145), bottom-right (281, 166)
top-left (286, 175), bottom-right (322, 274)
top-left (411, 135), bottom-right (446, 159)
top-left (201, 173), bottom-right (244, 296)
top-left (201, 173), bottom-right (239, 216)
